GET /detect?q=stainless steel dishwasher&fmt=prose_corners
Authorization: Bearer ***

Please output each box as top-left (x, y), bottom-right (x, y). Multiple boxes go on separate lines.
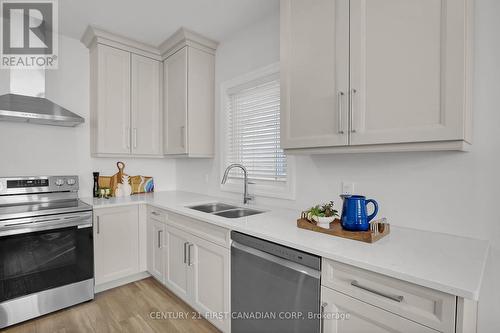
top-left (231, 231), bottom-right (321, 333)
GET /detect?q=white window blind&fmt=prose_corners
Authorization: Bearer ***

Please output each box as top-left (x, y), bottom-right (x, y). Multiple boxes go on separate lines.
top-left (226, 77), bottom-right (287, 183)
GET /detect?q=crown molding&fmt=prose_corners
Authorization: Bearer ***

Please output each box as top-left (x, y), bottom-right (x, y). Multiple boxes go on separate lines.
top-left (159, 27), bottom-right (219, 59)
top-left (81, 26), bottom-right (218, 61)
top-left (81, 26), bottom-right (161, 60)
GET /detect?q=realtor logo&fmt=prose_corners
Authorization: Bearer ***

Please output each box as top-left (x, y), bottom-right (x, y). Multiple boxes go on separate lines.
top-left (0, 0), bottom-right (58, 68)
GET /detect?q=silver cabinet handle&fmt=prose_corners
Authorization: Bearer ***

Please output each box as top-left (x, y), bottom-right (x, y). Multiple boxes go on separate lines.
top-left (320, 302), bottom-right (327, 333)
top-left (96, 216), bottom-right (100, 234)
top-left (183, 242), bottom-right (188, 264)
top-left (349, 89), bottom-right (357, 133)
top-left (337, 91), bottom-right (345, 134)
top-left (157, 230), bottom-right (162, 248)
top-left (133, 128), bottom-right (138, 148)
top-left (151, 211), bottom-right (160, 216)
top-left (187, 243), bottom-right (193, 266)
top-left (351, 280), bottom-right (404, 303)
top-left (180, 126), bottom-right (186, 149)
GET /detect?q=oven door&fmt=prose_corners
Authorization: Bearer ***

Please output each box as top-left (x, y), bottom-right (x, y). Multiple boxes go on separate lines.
top-left (0, 212), bottom-right (93, 303)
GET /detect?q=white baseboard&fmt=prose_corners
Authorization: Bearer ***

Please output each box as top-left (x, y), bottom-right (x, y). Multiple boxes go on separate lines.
top-left (95, 271), bottom-right (151, 293)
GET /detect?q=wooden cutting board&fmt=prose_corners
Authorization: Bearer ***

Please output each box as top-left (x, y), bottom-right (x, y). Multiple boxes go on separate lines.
top-left (109, 161), bottom-right (127, 196)
top-left (297, 218), bottom-right (390, 243)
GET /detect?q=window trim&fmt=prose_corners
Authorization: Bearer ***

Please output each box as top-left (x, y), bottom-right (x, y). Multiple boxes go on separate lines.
top-left (219, 63), bottom-right (295, 200)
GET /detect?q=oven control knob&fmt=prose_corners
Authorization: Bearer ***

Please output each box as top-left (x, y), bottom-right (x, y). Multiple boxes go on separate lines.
top-left (55, 179), bottom-right (65, 186)
top-left (67, 178), bottom-right (76, 186)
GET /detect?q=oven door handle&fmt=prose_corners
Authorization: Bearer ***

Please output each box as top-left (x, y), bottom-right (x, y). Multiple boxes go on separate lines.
top-left (0, 213), bottom-right (93, 237)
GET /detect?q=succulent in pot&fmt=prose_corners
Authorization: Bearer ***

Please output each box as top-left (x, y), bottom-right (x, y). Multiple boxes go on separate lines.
top-left (306, 201), bottom-right (339, 229)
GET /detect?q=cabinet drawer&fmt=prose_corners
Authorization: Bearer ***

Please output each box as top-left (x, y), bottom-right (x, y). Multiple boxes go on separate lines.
top-left (321, 259), bottom-right (456, 333)
top-left (166, 212), bottom-right (230, 248)
top-left (322, 286), bottom-right (438, 333)
top-left (148, 206), bottom-right (168, 222)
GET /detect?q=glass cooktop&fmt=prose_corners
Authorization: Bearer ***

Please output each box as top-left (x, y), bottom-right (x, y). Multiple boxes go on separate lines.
top-left (0, 199), bottom-right (92, 221)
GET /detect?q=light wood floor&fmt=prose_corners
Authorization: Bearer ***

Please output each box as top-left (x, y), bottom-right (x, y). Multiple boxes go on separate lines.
top-left (3, 278), bottom-right (220, 333)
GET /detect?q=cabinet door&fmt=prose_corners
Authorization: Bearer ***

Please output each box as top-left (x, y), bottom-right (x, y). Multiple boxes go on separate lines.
top-left (350, 0), bottom-right (467, 145)
top-left (164, 225), bottom-right (190, 302)
top-left (96, 44), bottom-right (131, 154)
top-left (186, 47), bottom-right (215, 157)
top-left (190, 234), bottom-right (230, 332)
top-left (280, 0), bottom-right (349, 149)
top-left (131, 54), bottom-right (162, 155)
top-left (147, 218), bottom-right (165, 282)
top-left (164, 47), bottom-right (188, 155)
top-left (322, 287), bottom-right (438, 333)
top-left (94, 206), bottom-right (139, 285)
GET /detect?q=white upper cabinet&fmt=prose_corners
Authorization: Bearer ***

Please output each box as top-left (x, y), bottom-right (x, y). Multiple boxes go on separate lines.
top-left (161, 28), bottom-right (217, 158)
top-left (164, 47), bottom-right (188, 155)
top-left (349, 0), bottom-right (470, 146)
top-left (83, 27), bottom-right (164, 158)
top-left (92, 44), bottom-right (131, 155)
top-left (83, 26), bottom-right (217, 158)
top-left (281, 0), bottom-right (473, 153)
top-left (131, 54), bottom-right (162, 155)
top-left (281, 0), bottom-right (349, 149)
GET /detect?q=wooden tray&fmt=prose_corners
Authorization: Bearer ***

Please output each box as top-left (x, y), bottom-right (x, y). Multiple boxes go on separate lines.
top-left (297, 218), bottom-right (390, 243)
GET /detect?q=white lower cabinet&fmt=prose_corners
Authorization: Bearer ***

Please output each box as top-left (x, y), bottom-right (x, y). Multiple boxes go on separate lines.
top-left (94, 206), bottom-right (140, 285)
top-left (321, 260), bottom-right (456, 332)
top-left (190, 233), bottom-right (230, 332)
top-left (147, 215), bottom-right (166, 282)
top-left (164, 224), bottom-right (191, 303)
top-left (96, 204), bottom-right (476, 333)
top-left (146, 209), bottom-right (231, 333)
top-left (319, 259), bottom-right (476, 333)
top-left (321, 286), bottom-right (437, 333)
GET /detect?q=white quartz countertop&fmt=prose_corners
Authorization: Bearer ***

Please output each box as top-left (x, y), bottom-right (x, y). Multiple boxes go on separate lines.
top-left (82, 191), bottom-right (489, 300)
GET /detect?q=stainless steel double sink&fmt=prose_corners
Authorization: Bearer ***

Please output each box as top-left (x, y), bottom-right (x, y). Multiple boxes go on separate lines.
top-left (187, 202), bottom-right (264, 219)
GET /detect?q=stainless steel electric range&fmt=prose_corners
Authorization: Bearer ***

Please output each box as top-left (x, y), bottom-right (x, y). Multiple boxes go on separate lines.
top-left (0, 176), bottom-right (94, 328)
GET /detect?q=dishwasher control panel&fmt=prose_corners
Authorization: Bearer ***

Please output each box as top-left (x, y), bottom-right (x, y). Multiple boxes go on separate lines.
top-left (231, 231), bottom-right (321, 270)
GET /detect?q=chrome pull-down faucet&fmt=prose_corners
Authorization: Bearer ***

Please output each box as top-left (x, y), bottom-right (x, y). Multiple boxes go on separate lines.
top-left (221, 164), bottom-right (254, 204)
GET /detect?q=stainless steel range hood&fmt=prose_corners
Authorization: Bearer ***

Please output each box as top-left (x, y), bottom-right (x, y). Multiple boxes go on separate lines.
top-left (0, 94), bottom-right (84, 127)
top-left (0, 69), bottom-right (84, 127)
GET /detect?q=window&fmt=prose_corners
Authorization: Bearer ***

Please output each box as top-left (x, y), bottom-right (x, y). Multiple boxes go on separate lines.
top-left (222, 64), bottom-right (294, 199)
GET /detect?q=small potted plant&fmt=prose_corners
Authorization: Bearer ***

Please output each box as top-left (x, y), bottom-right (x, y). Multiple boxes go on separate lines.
top-left (306, 201), bottom-right (339, 229)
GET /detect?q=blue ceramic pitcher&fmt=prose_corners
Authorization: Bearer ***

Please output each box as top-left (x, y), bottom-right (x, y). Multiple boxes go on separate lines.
top-left (341, 195), bottom-right (379, 231)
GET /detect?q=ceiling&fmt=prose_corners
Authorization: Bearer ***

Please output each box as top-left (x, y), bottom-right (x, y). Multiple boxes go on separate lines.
top-left (59, 0), bottom-right (279, 46)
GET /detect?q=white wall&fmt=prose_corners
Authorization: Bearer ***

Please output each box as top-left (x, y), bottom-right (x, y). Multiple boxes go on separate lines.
top-left (176, 3), bottom-right (500, 332)
top-left (0, 35), bottom-right (176, 197)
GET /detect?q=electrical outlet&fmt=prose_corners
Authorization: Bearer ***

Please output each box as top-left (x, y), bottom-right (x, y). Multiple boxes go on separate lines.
top-left (341, 182), bottom-right (355, 196)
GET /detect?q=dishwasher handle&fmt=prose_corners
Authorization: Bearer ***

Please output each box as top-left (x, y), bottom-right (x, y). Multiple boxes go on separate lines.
top-left (232, 241), bottom-right (320, 279)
